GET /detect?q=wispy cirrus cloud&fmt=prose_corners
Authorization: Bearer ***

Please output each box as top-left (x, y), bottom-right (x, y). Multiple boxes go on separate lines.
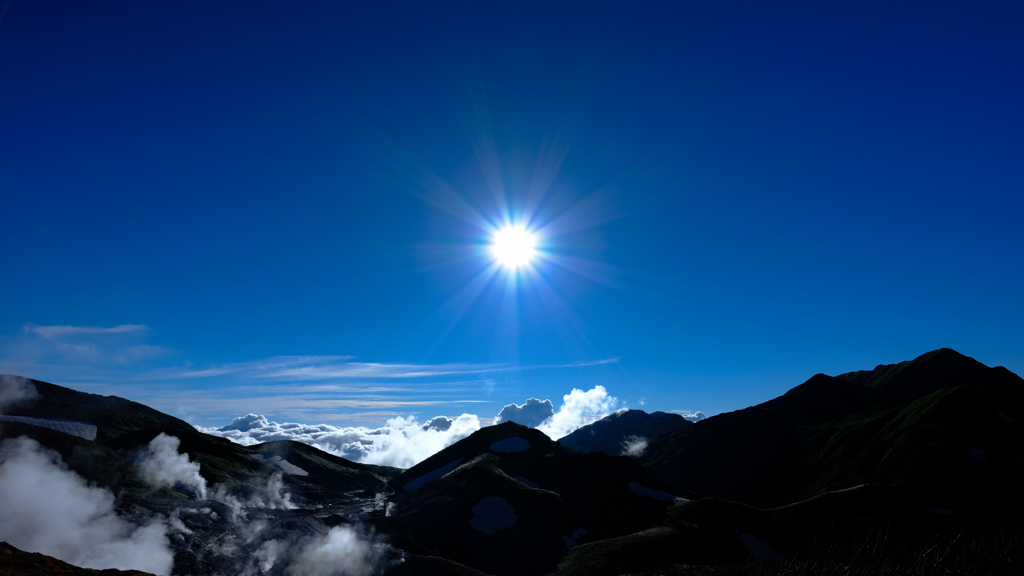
top-left (0, 323), bottom-right (620, 428)
top-left (141, 356), bottom-right (620, 382)
top-left (0, 324), bottom-right (169, 370)
top-left (29, 324), bottom-right (149, 338)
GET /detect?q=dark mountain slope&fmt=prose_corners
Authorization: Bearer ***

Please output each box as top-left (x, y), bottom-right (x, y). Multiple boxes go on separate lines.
top-left (558, 409), bottom-right (691, 456)
top-left (371, 421), bottom-right (693, 576)
top-left (551, 483), bottom-right (1015, 576)
top-left (0, 542), bottom-right (158, 576)
top-left (641, 349), bottom-right (1024, 509)
top-left (1, 376), bottom-right (389, 504)
top-left (641, 373), bottom-right (889, 507)
top-left (836, 348), bottom-right (1024, 404)
top-left (0, 375), bottom-right (194, 441)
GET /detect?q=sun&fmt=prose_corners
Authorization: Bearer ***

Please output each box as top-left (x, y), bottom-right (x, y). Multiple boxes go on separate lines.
top-left (491, 225), bottom-right (537, 269)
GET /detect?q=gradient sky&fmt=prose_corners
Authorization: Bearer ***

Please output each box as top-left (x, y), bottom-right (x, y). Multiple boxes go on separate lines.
top-left (1, 1), bottom-right (1022, 428)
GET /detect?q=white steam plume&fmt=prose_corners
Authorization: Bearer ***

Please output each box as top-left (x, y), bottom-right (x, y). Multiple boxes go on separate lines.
top-left (619, 435), bottom-right (648, 457)
top-left (0, 437), bottom-right (174, 575)
top-left (137, 433), bottom-right (208, 499)
top-left (0, 374), bottom-right (39, 412)
top-left (287, 526), bottom-right (383, 576)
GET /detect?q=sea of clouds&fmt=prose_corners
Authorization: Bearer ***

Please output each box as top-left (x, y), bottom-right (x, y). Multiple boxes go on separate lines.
top-left (201, 385), bottom-right (619, 468)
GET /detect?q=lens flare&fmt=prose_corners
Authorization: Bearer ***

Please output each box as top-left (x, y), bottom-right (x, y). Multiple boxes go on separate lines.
top-left (491, 226), bottom-right (537, 269)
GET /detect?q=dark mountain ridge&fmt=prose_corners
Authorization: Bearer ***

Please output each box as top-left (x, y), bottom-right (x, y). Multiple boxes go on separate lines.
top-left (373, 421), bottom-right (693, 576)
top-left (557, 409), bottom-right (691, 456)
top-left (1, 375), bottom-right (195, 441)
top-left (3, 349), bottom-right (1023, 576)
top-left (641, 348), bottom-right (1024, 509)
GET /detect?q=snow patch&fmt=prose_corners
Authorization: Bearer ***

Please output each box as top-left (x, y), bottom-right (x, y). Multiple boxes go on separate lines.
top-left (469, 496), bottom-right (516, 535)
top-left (740, 533), bottom-right (781, 563)
top-left (489, 437), bottom-right (531, 453)
top-left (514, 476), bottom-right (539, 488)
top-left (561, 528), bottom-right (588, 548)
top-left (968, 448), bottom-right (986, 464)
top-left (629, 481), bottom-right (683, 501)
top-left (251, 454), bottom-right (309, 476)
top-left (0, 415), bottom-right (97, 441)
top-left (403, 457), bottom-right (464, 492)
top-left (997, 412), bottom-right (1014, 423)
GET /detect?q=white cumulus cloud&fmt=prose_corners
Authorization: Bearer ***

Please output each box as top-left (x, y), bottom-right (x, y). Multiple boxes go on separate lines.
top-left (536, 386), bottom-right (618, 440)
top-left (493, 397), bottom-right (555, 428)
top-left (495, 387), bottom-right (618, 439)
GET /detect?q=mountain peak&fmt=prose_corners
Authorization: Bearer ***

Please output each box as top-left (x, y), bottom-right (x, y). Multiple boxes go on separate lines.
top-left (836, 348), bottom-right (1024, 404)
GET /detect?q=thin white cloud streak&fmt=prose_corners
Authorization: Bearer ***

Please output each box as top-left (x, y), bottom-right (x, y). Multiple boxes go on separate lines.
top-left (29, 324), bottom-right (149, 338)
top-left (141, 356), bottom-right (620, 382)
top-left (1, 323), bottom-right (169, 368)
top-left (671, 410), bottom-right (707, 422)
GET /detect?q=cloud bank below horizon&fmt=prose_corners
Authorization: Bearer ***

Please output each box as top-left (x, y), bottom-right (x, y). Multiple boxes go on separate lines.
top-left (201, 386), bottom-right (620, 467)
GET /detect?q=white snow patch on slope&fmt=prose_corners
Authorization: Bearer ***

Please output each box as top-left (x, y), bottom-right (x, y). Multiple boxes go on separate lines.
top-left (251, 454), bottom-right (308, 476)
top-left (629, 481), bottom-right (684, 501)
top-left (469, 496), bottom-right (516, 535)
top-left (740, 533), bottom-right (781, 563)
top-left (0, 415), bottom-right (97, 441)
top-left (489, 437), bottom-right (531, 453)
top-left (403, 457), bottom-right (464, 492)
top-left (561, 528), bottom-right (588, 548)
top-left (968, 448), bottom-right (986, 463)
top-left (515, 476), bottom-right (539, 488)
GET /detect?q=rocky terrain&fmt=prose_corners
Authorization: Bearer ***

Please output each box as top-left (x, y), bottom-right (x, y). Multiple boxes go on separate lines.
top-left (1, 348), bottom-right (1022, 575)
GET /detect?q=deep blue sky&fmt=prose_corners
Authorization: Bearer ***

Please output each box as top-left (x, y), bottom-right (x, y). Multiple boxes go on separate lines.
top-left (2, 1), bottom-right (1022, 428)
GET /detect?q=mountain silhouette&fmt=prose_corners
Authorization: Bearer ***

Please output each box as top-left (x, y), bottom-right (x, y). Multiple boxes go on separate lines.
top-left (2, 349), bottom-right (1022, 576)
top-left (640, 348), bottom-right (1024, 509)
top-left (371, 420), bottom-right (692, 576)
top-left (558, 409), bottom-right (691, 456)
